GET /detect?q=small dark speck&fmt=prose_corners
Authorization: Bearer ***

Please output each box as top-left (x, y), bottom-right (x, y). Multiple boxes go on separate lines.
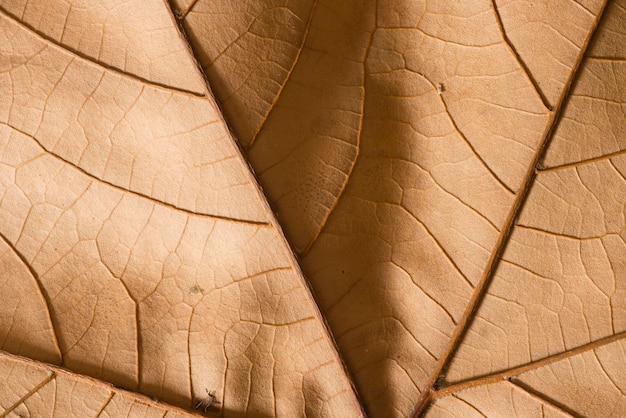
top-left (189, 285), bottom-right (204, 294)
top-left (434, 374), bottom-right (446, 389)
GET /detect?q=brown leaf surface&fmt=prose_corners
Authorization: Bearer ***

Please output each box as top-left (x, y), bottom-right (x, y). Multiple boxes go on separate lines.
top-left (0, 350), bottom-right (196, 417)
top-left (0, 1), bottom-right (361, 416)
top-left (426, 381), bottom-right (571, 417)
top-left (1, 0), bottom-right (625, 416)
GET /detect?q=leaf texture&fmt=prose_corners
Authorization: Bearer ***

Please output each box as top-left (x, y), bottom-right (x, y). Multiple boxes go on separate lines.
top-left (176, 0), bottom-right (625, 415)
top-left (0, 1), bottom-right (362, 416)
top-left (0, 350), bottom-right (195, 417)
top-left (0, 0), bottom-right (625, 416)
top-left (427, 381), bottom-right (572, 417)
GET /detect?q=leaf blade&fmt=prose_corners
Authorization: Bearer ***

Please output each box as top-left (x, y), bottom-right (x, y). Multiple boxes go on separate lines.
top-left (0, 2), bottom-right (364, 415)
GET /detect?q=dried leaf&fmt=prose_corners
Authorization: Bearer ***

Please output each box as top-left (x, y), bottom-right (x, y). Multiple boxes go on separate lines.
top-left (1, 0), bottom-right (625, 416)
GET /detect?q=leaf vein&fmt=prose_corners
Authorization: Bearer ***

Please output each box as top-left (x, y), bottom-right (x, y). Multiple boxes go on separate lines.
top-left (2, 123), bottom-right (271, 226)
top-left (0, 8), bottom-right (206, 98)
